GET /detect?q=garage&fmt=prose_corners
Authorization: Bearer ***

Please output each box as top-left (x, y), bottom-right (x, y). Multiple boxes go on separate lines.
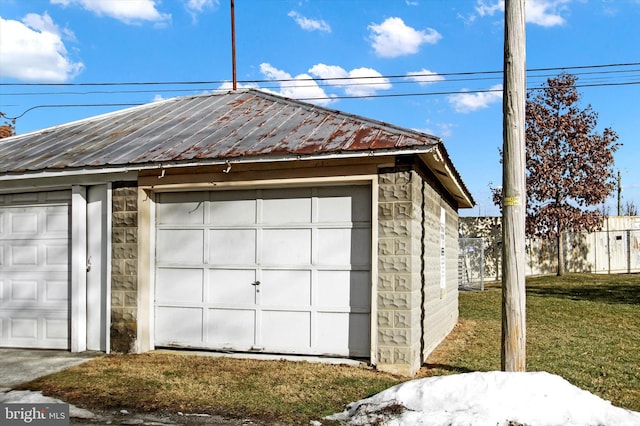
top-left (0, 191), bottom-right (71, 349)
top-left (154, 185), bottom-right (372, 357)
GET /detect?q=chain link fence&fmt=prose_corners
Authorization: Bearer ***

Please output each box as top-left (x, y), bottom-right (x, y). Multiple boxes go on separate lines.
top-left (458, 237), bottom-right (485, 290)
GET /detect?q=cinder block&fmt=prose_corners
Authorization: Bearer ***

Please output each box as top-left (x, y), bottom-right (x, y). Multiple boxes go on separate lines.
top-left (378, 203), bottom-right (394, 220)
top-left (112, 212), bottom-right (137, 227)
top-left (124, 291), bottom-right (137, 307)
top-left (377, 311), bottom-right (394, 328)
top-left (377, 346), bottom-right (394, 364)
top-left (112, 275), bottom-right (136, 291)
top-left (378, 329), bottom-right (410, 346)
top-left (394, 274), bottom-right (413, 292)
top-left (378, 292), bottom-right (411, 310)
top-left (111, 291), bottom-right (124, 307)
top-left (378, 274), bottom-right (395, 291)
top-left (378, 239), bottom-right (395, 256)
top-left (394, 311), bottom-right (412, 328)
top-left (112, 243), bottom-right (137, 260)
top-left (124, 197), bottom-right (137, 212)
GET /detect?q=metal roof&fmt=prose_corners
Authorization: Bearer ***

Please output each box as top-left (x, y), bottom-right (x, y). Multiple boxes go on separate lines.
top-left (0, 89), bottom-right (474, 206)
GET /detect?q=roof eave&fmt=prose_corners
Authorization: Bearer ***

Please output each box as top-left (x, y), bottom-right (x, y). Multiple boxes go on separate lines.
top-left (419, 145), bottom-right (475, 209)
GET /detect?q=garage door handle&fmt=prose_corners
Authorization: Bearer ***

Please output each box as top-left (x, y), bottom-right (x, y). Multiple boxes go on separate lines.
top-left (251, 281), bottom-right (261, 286)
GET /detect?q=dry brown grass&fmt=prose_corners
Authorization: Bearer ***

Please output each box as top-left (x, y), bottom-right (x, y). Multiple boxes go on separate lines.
top-left (18, 273), bottom-right (640, 423)
top-left (18, 353), bottom-right (402, 424)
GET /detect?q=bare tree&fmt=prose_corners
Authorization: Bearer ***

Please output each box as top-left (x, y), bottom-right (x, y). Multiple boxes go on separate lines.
top-left (526, 73), bottom-right (620, 275)
top-left (623, 201), bottom-right (638, 216)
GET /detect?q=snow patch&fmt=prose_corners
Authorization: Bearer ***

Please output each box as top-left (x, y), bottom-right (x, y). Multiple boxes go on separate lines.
top-left (326, 371), bottom-right (640, 426)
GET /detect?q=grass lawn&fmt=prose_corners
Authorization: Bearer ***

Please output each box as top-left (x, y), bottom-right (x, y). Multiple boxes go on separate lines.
top-left (17, 273), bottom-right (640, 424)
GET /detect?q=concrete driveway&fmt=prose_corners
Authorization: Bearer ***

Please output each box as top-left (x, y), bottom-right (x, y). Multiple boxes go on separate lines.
top-left (0, 348), bottom-right (101, 388)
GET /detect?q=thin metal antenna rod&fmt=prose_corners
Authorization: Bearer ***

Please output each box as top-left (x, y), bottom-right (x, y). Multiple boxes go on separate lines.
top-left (231, 0), bottom-right (237, 90)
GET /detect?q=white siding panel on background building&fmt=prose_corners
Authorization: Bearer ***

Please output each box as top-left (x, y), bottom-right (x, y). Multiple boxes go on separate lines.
top-left (154, 186), bottom-right (371, 357)
top-left (0, 191), bottom-right (71, 349)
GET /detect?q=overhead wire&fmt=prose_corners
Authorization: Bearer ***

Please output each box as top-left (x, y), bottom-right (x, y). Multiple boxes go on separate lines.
top-left (1, 62), bottom-right (639, 120)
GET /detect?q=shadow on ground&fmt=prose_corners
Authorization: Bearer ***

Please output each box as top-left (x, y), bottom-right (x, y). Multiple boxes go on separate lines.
top-left (527, 282), bottom-right (640, 305)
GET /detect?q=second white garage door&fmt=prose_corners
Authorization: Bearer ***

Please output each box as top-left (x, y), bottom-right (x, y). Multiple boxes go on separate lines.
top-left (155, 186), bottom-right (371, 357)
top-left (0, 191), bottom-right (70, 349)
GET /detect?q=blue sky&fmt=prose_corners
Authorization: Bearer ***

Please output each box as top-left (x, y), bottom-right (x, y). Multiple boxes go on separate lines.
top-left (0, 0), bottom-right (638, 216)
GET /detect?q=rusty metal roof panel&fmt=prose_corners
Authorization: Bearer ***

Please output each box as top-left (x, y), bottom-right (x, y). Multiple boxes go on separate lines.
top-left (0, 88), bottom-right (442, 173)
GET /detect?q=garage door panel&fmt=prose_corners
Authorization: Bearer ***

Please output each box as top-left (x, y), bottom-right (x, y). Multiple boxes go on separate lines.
top-left (45, 279), bottom-right (69, 303)
top-left (262, 229), bottom-right (311, 265)
top-left (262, 189), bottom-right (311, 224)
top-left (156, 307), bottom-right (203, 345)
top-left (9, 210), bottom-right (38, 235)
top-left (156, 268), bottom-right (203, 304)
top-left (317, 229), bottom-right (352, 265)
top-left (261, 311), bottom-right (310, 349)
top-left (10, 317), bottom-right (38, 339)
top-left (316, 312), bottom-right (370, 357)
top-left (11, 280), bottom-right (38, 301)
top-left (10, 245), bottom-right (39, 266)
top-left (316, 271), bottom-right (370, 308)
top-left (208, 269), bottom-right (256, 305)
top-left (3, 309), bottom-right (69, 349)
top-left (45, 209), bottom-right (68, 233)
top-left (156, 192), bottom-right (205, 225)
top-left (261, 270), bottom-right (311, 307)
top-left (46, 244), bottom-right (69, 266)
top-left (209, 229), bottom-right (256, 264)
top-left (210, 198), bottom-right (256, 226)
top-left (317, 186), bottom-right (371, 223)
top-left (157, 229), bottom-right (203, 264)
top-left (207, 309), bottom-right (255, 346)
top-left (45, 317), bottom-right (69, 339)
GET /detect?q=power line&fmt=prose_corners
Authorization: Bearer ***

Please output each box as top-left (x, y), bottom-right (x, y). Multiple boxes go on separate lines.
top-left (4, 79), bottom-right (640, 121)
top-left (2, 61), bottom-right (639, 120)
top-left (1, 61), bottom-right (638, 88)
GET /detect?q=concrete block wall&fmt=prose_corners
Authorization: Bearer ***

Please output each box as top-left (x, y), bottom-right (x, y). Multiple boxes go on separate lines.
top-left (377, 170), bottom-right (424, 376)
top-left (422, 182), bottom-right (459, 358)
top-left (111, 183), bottom-right (138, 353)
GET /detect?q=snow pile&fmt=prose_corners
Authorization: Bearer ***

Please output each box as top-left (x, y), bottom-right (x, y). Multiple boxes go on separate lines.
top-left (326, 371), bottom-right (640, 426)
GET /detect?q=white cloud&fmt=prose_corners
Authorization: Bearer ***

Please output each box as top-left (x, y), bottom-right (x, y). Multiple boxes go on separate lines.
top-left (214, 81), bottom-right (260, 92)
top-left (184, 0), bottom-right (218, 22)
top-left (406, 69), bottom-right (445, 86)
top-left (368, 17), bottom-right (441, 58)
top-left (308, 64), bottom-right (392, 97)
top-left (187, 0), bottom-right (218, 13)
top-left (50, 0), bottom-right (171, 25)
top-left (448, 84), bottom-right (503, 113)
top-left (288, 11), bottom-right (331, 32)
top-left (527, 0), bottom-right (567, 26)
top-left (475, 0), bottom-right (569, 27)
top-left (0, 13), bottom-right (84, 82)
top-left (259, 63), bottom-right (335, 106)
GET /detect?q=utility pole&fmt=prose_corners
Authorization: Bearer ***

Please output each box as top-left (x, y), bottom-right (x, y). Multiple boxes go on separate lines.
top-left (617, 170), bottom-right (622, 216)
top-left (230, 0), bottom-right (237, 90)
top-left (501, 0), bottom-right (527, 372)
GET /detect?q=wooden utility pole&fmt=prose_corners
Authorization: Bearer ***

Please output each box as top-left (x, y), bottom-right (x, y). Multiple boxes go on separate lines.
top-left (617, 170), bottom-right (622, 216)
top-left (501, 0), bottom-right (527, 372)
top-left (230, 0), bottom-right (237, 90)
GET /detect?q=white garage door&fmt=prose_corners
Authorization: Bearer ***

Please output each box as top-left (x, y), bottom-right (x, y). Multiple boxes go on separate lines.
top-left (155, 186), bottom-right (371, 357)
top-left (0, 191), bottom-right (71, 349)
